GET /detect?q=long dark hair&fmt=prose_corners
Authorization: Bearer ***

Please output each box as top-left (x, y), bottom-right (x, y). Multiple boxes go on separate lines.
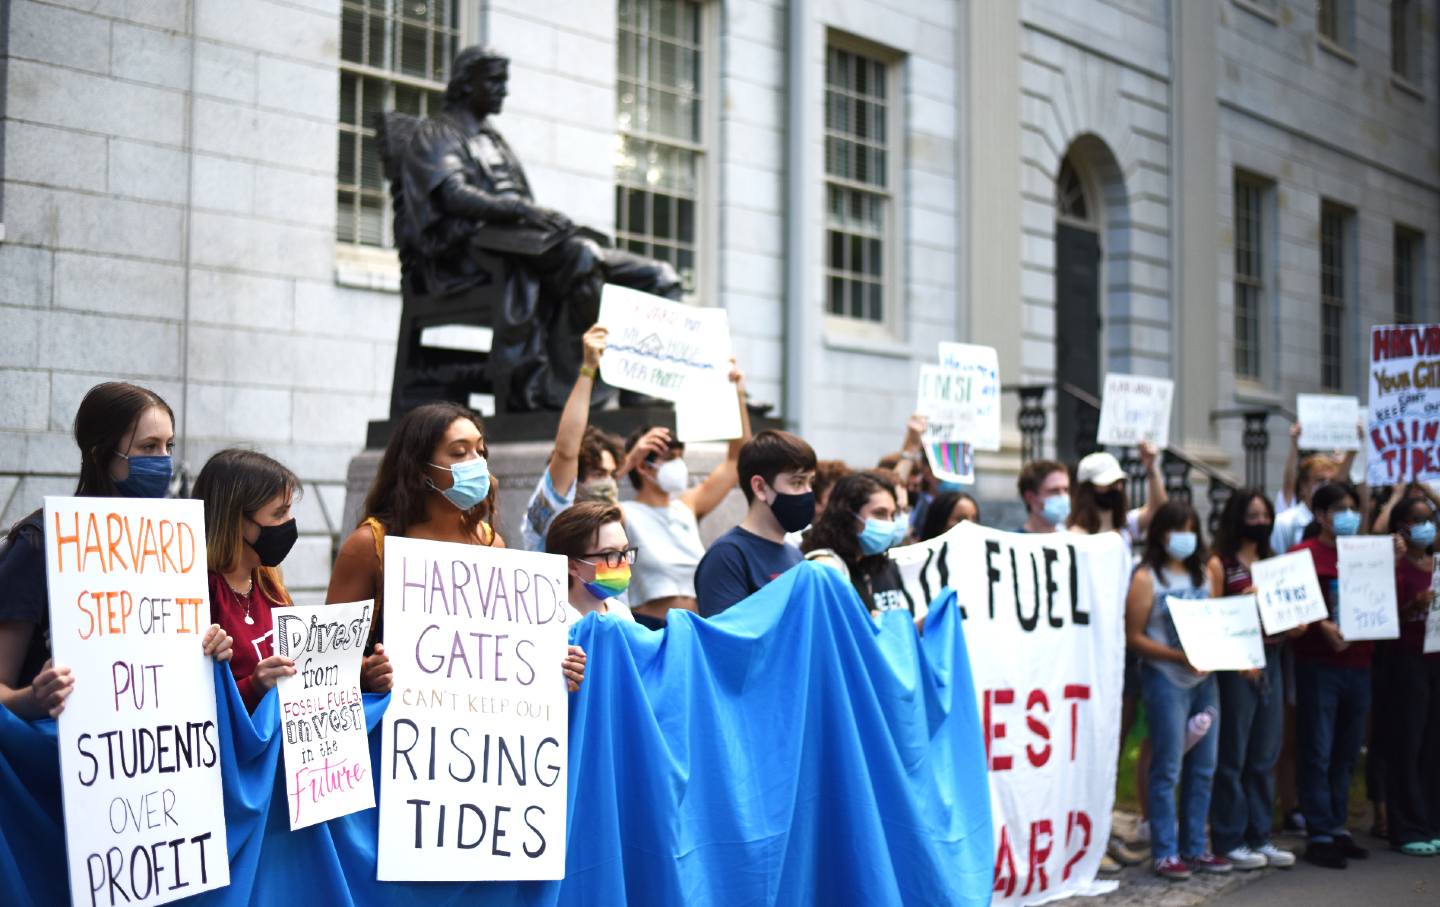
top-left (1301, 482), bottom-right (1357, 541)
top-left (919, 491), bottom-right (978, 541)
top-left (74, 381), bottom-right (175, 497)
top-left (1069, 478), bottom-right (1128, 535)
top-left (1212, 488), bottom-right (1275, 563)
top-left (362, 402), bottom-right (496, 538)
top-left (802, 470), bottom-right (896, 577)
top-left (1387, 494), bottom-right (1435, 546)
top-left (193, 449), bottom-right (299, 604)
top-left (1141, 500), bottom-right (1207, 587)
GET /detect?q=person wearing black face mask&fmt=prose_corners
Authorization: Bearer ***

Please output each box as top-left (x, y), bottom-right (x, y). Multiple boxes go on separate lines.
top-left (695, 430), bottom-right (818, 618)
top-left (1069, 443), bottom-right (1167, 554)
top-left (193, 449), bottom-right (304, 711)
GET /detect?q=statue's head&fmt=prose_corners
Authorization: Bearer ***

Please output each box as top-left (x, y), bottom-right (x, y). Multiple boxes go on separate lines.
top-left (445, 46), bottom-right (509, 116)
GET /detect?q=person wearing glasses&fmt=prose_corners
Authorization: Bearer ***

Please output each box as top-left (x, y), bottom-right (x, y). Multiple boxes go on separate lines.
top-left (545, 501), bottom-right (638, 623)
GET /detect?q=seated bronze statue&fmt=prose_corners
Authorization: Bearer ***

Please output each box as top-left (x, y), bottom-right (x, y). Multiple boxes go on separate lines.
top-left (378, 46), bottom-right (682, 415)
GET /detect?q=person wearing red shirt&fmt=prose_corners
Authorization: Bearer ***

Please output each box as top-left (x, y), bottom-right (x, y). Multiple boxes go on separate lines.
top-left (1288, 482), bottom-right (1374, 869)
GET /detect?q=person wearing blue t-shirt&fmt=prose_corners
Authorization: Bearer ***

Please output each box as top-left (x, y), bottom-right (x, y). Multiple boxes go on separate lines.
top-left (695, 430), bottom-right (818, 618)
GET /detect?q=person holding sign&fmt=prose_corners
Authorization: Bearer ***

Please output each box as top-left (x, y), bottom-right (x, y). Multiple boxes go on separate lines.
top-left (1124, 501), bottom-right (1229, 880)
top-left (1204, 490), bottom-right (1299, 871)
top-left (1069, 442), bottom-right (1167, 553)
top-left (0, 382), bottom-right (233, 720)
top-left (193, 450), bottom-right (304, 711)
top-left (327, 402), bottom-right (587, 692)
top-left (1378, 495), bottom-right (1440, 856)
top-left (1287, 482), bottom-right (1373, 869)
top-left (544, 502), bottom-right (637, 622)
top-left (620, 364), bottom-right (751, 627)
top-left (802, 472), bottom-right (912, 616)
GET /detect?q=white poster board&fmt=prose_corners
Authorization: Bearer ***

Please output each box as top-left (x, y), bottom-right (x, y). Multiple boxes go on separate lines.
top-left (1296, 394), bottom-right (1360, 451)
top-left (673, 378), bottom-right (741, 443)
top-left (1095, 373), bottom-right (1174, 449)
top-left (273, 601), bottom-right (375, 830)
top-left (1425, 562), bottom-right (1440, 655)
top-left (1249, 551), bottom-right (1330, 635)
top-left (597, 284), bottom-right (731, 398)
top-left (43, 497), bottom-right (229, 907)
top-left (923, 440), bottom-right (975, 485)
top-left (1337, 536), bottom-right (1401, 641)
top-left (926, 342), bottom-right (1002, 451)
top-left (1367, 324), bottom-right (1440, 485)
top-left (377, 536), bottom-right (570, 881)
top-left (890, 524), bottom-right (1130, 905)
top-left (1167, 596), bottom-right (1267, 672)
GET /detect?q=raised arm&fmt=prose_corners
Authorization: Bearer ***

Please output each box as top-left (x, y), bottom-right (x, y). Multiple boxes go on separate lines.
top-left (1135, 440), bottom-right (1168, 533)
top-left (547, 326), bottom-right (606, 497)
top-left (1280, 422), bottom-right (1301, 507)
top-left (893, 414), bottom-right (927, 488)
top-left (685, 363), bottom-right (750, 520)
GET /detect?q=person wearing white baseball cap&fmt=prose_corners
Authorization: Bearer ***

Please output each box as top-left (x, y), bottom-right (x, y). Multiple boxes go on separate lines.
top-left (1069, 440), bottom-right (1167, 553)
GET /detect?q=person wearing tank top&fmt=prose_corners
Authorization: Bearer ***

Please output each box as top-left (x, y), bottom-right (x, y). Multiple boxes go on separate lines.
top-left (618, 365), bottom-right (751, 628)
top-left (1205, 491), bottom-right (1299, 870)
top-left (1125, 501), bottom-right (1228, 880)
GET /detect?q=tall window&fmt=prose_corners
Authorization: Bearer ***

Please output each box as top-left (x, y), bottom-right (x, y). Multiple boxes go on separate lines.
top-left (615, 0), bottom-right (704, 295)
top-left (1316, 0), bottom-right (1352, 48)
top-left (337, 1), bottom-right (460, 247)
top-left (825, 44), bottom-right (893, 323)
top-left (1320, 204), bottom-right (1349, 390)
top-left (1233, 175), bottom-right (1267, 380)
top-left (1395, 228), bottom-right (1422, 324)
top-left (1392, 0), bottom-right (1420, 83)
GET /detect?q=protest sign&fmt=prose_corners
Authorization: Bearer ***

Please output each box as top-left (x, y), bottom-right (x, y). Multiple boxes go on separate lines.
top-left (1296, 394), bottom-right (1360, 451)
top-left (922, 343), bottom-right (1002, 451)
top-left (924, 440), bottom-right (975, 485)
top-left (1095, 373), bottom-right (1173, 449)
top-left (891, 523), bottom-right (1130, 905)
top-left (272, 601), bottom-right (375, 830)
top-left (597, 284), bottom-right (732, 404)
top-left (377, 536), bottom-right (570, 881)
top-left (674, 377), bottom-right (742, 443)
top-left (43, 497), bottom-right (228, 907)
top-left (1426, 563), bottom-right (1440, 655)
top-left (1367, 324), bottom-right (1440, 484)
top-left (1337, 536), bottom-right (1401, 641)
top-left (1167, 596), bottom-right (1267, 672)
top-left (1249, 551), bottom-right (1330, 635)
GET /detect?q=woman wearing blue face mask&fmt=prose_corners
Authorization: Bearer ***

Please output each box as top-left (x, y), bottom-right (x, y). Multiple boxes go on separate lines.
top-left (802, 471), bottom-right (913, 616)
top-left (1289, 482), bottom-right (1373, 869)
top-left (328, 402), bottom-right (586, 695)
top-left (1124, 501), bottom-right (1229, 880)
top-left (0, 382), bottom-right (234, 721)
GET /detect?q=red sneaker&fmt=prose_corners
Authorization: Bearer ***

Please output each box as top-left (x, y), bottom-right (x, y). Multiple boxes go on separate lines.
top-left (1185, 853), bottom-right (1234, 874)
top-left (1154, 856), bottom-right (1192, 880)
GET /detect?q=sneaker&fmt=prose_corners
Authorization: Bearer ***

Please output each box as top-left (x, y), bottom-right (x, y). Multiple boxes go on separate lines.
top-left (1335, 834), bottom-right (1369, 860)
top-left (1099, 853), bottom-right (1123, 874)
top-left (1283, 810), bottom-right (1307, 834)
top-left (1185, 853), bottom-right (1234, 874)
top-left (1154, 856), bottom-right (1192, 880)
top-left (1108, 836), bottom-right (1146, 866)
top-left (1256, 842), bottom-right (1296, 868)
top-left (1304, 840), bottom-right (1347, 869)
top-left (1224, 846), bottom-right (1268, 871)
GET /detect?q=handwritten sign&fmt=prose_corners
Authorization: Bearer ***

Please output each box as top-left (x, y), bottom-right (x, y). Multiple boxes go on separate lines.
top-left (1426, 562), bottom-right (1440, 655)
top-left (377, 536), bottom-right (570, 881)
top-left (1167, 596), bottom-right (1267, 672)
top-left (674, 376), bottom-right (741, 443)
top-left (923, 440), bottom-right (974, 485)
top-left (597, 284), bottom-right (732, 403)
top-left (1367, 324), bottom-right (1440, 484)
top-left (1095, 373), bottom-right (1173, 449)
top-left (1296, 394), bottom-right (1360, 451)
top-left (926, 342), bottom-right (1002, 451)
top-left (1337, 536), bottom-right (1400, 641)
top-left (43, 497), bottom-right (229, 907)
top-left (273, 601), bottom-right (374, 830)
top-left (1249, 551), bottom-right (1329, 635)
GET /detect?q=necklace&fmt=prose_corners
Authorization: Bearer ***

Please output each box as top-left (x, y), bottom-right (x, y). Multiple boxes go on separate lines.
top-left (227, 574), bottom-right (255, 624)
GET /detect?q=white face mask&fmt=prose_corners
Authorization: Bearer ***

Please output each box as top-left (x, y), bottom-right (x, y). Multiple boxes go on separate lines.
top-left (655, 457), bottom-right (689, 496)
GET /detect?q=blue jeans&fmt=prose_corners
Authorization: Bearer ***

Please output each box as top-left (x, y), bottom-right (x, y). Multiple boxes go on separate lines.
top-left (1295, 659), bottom-right (1371, 841)
top-left (1209, 649), bottom-right (1284, 852)
top-left (1142, 664), bottom-right (1220, 860)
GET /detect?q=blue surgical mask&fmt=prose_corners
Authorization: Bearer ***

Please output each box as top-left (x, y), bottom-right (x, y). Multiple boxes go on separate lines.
top-left (1409, 521), bottom-right (1436, 547)
top-left (1332, 509), bottom-right (1361, 536)
top-left (114, 453), bottom-right (172, 499)
top-left (428, 457), bottom-right (491, 511)
top-left (1041, 495), bottom-right (1071, 526)
top-left (889, 519), bottom-right (910, 548)
top-left (1166, 531), bottom-right (1198, 561)
top-left (856, 515), bottom-right (900, 556)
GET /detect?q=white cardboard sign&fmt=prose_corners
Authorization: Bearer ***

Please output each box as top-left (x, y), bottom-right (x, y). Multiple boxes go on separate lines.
top-left (925, 342), bottom-right (1002, 451)
top-left (1337, 536), bottom-right (1401, 641)
top-left (597, 284), bottom-right (732, 403)
top-left (273, 601), bottom-right (375, 830)
top-left (43, 497), bottom-right (229, 907)
top-left (1095, 373), bottom-right (1174, 449)
top-left (674, 377), bottom-right (742, 443)
top-left (1296, 394), bottom-right (1361, 451)
top-left (1249, 551), bottom-right (1330, 635)
top-left (1425, 562), bottom-right (1440, 655)
top-left (1167, 595), bottom-right (1267, 672)
top-left (377, 536), bottom-right (570, 881)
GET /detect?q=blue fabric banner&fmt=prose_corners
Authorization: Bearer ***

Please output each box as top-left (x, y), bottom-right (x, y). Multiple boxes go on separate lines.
top-left (0, 562), bottom-right (992, 906)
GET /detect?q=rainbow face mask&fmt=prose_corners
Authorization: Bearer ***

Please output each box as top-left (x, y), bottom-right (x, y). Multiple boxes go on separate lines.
top-left (582, 561), bottom-right (631, 600)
